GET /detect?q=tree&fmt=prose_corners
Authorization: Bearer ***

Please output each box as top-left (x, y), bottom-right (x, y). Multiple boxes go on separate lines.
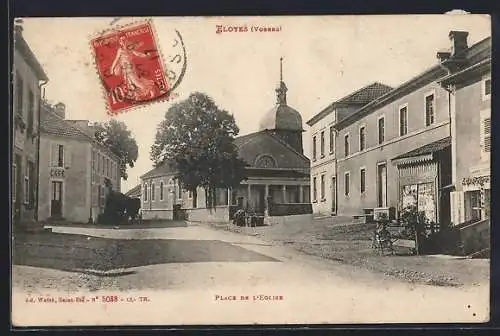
top-left (94, 119), bottom-right (138, 180)
top-left (150, 92), bottom-right (247, 209)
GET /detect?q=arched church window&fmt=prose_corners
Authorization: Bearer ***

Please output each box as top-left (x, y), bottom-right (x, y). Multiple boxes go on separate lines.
top-left (255, 154), bottom-right (277, 168)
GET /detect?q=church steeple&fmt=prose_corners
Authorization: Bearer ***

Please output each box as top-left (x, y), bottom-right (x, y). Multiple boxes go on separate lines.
top-left (276, 57), bottom-right (288, 105)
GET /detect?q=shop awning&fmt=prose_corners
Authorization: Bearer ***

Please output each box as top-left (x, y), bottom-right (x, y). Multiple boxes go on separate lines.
top-left (392, 137), bottom-right (451, 166)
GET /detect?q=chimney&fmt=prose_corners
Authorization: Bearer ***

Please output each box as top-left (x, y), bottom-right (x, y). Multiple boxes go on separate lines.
top-left (449, 31), bottom-right (469, 57)
top-left (436, 50), bottom-right (451, 63)
top-left (54, 102), bottom-right (66, 119)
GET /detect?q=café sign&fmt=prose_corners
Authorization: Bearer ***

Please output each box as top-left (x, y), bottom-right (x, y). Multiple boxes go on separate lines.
top-left (50, 167), bottom-right (65, 178)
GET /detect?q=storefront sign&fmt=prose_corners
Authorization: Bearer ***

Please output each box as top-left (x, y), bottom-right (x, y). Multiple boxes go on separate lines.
top-left (50, 167), bottom-right (65, 178)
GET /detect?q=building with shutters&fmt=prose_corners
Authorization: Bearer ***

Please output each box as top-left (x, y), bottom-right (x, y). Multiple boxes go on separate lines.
top-left (140, 59), bottom-right (311, 224)
top-left (12, 24), bottom-right (49, 232)
top-left (38, 101), bottom-right (121, 224)
top-left (438, 34), bottom-right (491, 226)
top-left (328, 31), bottom-right (490, 227)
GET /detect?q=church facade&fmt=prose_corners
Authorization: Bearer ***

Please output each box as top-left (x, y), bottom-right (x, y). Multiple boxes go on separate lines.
top-left (140, 60), bottom-right (311, 224)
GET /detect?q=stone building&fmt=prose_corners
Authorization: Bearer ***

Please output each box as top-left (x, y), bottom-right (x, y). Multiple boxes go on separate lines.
top-left (12, 25), bottom-right (49, 232)
top-left (140, 59), bottom-right (311, 224)
top-left (438, 33), bottom-right (491, 225)
top-left (306, 82), bottom-right (393, 217)
top-left (38, 102), bottom-right (121, 224)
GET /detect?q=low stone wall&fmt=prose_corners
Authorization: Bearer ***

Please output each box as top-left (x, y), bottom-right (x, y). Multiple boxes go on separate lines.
top-left (264, 213), bottom-right (313, 226)
top-left (268, 203), bottom-right (313, 216)
top-left (187, 206), bottom-right (230, 223)
top-left (142, 209), bottom-right (174, 220)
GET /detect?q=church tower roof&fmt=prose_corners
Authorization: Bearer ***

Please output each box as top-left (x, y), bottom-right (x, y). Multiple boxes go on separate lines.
top-left (259, 57), bottom-right (304, 132)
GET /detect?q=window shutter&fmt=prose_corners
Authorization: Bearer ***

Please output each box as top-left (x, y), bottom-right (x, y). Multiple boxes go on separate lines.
top-left (64, 145), bottom-right (72, 168)
top-left (50, 143), bottom-right (59, 166)
top-left (480, 109), bottom-right (491, 160)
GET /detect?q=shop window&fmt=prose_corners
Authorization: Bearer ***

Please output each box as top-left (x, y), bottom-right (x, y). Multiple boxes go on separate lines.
top-left (400, 182), bottom-right (436, 223)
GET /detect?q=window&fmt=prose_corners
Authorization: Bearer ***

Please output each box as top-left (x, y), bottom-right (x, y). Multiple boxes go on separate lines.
top-left (91, 151), bottom-right (96, 183)
top-left (12, 162), bottom-right (17, 201)
top-left (359, 126), bottom-right (366, 151)
top-left (378, 117), bottom-right (385, 144)
top-left (320, 131), bottom-right (325, 158)
top-left (231, 189), bottom-right (238, 205)
top-left (399, 105), bottom-right (408, 136)
top-left (27, 90), bottom-right (34, 134)
top-left (58, 145), bottom-right (64, 167)
top-left (483, 78), bottom-right (491, 100)
top-left (160, 181), bottom-right (164, 201)
top-left (313, 177), bottom-right (317, 202)
top-left (192, 190), bottom-right (198, 208)
top-left (425, 94), bottom-right (435, 126)
top-left (480, 109), bottom-right (491, 161)
top-left (15, 72), bottom-right (23, 115)
top-left (344, 134), bottom-right (350, 157)
top-left (312, 136), bottom-right (317, 161)
top-left (24, 163), bottom-right (30, 204)
top-left (329, 126), bottom-right (335, 154)
top-left (28, 161), bottom-right (35, 205)
top-left (98, 154), bottom-right (102, 174)
top-left (360, 168), bottom-right (366, 194)
top-left (151, 183), bottom-right (155, 201)
top-left (188, 190), bottom-right (193, 198)
top-left (178, 181), bottom-right (182, 199)
top-left (344, 172), bottom-right (350, 196)
top-left (144, 184), bottom-right (148, 202)
top-left (320, 174), bottom-right (325, 200)
top-left (101, 155), bottom-right (105, 174)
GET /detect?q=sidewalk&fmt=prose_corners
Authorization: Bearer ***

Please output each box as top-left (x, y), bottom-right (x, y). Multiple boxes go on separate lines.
top-left (205, 218), bottom-right (490, 288)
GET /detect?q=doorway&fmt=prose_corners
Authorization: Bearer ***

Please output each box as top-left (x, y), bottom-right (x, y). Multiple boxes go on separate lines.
top-left (51, 181), bottom-right (63, 217)
top-left (377, 163), bottom-right (387, 207)
top-left (331, 176), bottom-right (337, 214)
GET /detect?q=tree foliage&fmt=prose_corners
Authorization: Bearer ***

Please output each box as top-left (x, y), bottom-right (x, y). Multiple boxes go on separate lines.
top-left (94, 119), bottom-right (139, 180)
top-left (150, 92), bottom-right (247, 209)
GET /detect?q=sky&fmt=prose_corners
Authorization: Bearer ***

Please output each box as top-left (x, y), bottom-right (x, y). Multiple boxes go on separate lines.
top-left (20, 14), bottom-right (491, 193)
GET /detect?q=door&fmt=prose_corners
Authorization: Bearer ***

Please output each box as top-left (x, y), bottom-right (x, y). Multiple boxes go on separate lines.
top-left (257, 185), bottom-right (266, 214)
top-left (377, 163), bottom-right (387, 207)
top-left (14, 155), bottom-right (22, 224)
top-left (51, 181), bottom-right (63, 217)
top-left (331, 177), bottom-right (337, 214)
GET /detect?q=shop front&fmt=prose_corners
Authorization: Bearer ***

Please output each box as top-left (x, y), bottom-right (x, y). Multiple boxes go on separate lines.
top-left (392, 137), bottom-right (452, 227)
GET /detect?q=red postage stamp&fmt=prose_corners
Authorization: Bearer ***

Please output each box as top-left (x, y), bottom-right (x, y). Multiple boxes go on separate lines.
top-left (90, 20), bottom-right (186, 115)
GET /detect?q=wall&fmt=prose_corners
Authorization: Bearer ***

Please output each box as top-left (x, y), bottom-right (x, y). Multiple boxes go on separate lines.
top-left (187, 206), bottom-right (230, 223)
top-left (38, 135), bottom-right (90, 223)
top-left (265, 213), bottom-right (313, 226)
top-left (142, 209), bottom-right (174, 220)
top-left (453, 74), bottom-right (491, 189)
top-left (268, 203), bottom-right (312, 216)
top-left (308, 107), bottom-right (338, 216)
top-left (12, 47), bottom-right (42, 228)
top-left (336, 81), bottom-right (451, 216)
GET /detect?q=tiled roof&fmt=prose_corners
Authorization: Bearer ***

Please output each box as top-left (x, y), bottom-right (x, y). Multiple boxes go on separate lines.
top-left (306, 82), bottom-right (393, 126)
top-left (141, 130), bottom-right (310, 180)
top-left (40, 110), bottom-right (91, 140)
top-left (335, 82), bottom-right (393, 106)
top-left (125, 184), bottom-right (141, 197)
top-left (141, 160), bottom-right (177, 179)
top-left (392, 137), bottom-right (451, 160)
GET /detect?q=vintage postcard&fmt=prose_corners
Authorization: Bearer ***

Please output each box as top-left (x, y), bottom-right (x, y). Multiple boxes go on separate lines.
top-left (11, 14), bottom-right (491, 327)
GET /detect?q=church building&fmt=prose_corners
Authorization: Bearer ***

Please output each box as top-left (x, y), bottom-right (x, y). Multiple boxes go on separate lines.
top-left (140, 58), bottom-right (311, 224)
